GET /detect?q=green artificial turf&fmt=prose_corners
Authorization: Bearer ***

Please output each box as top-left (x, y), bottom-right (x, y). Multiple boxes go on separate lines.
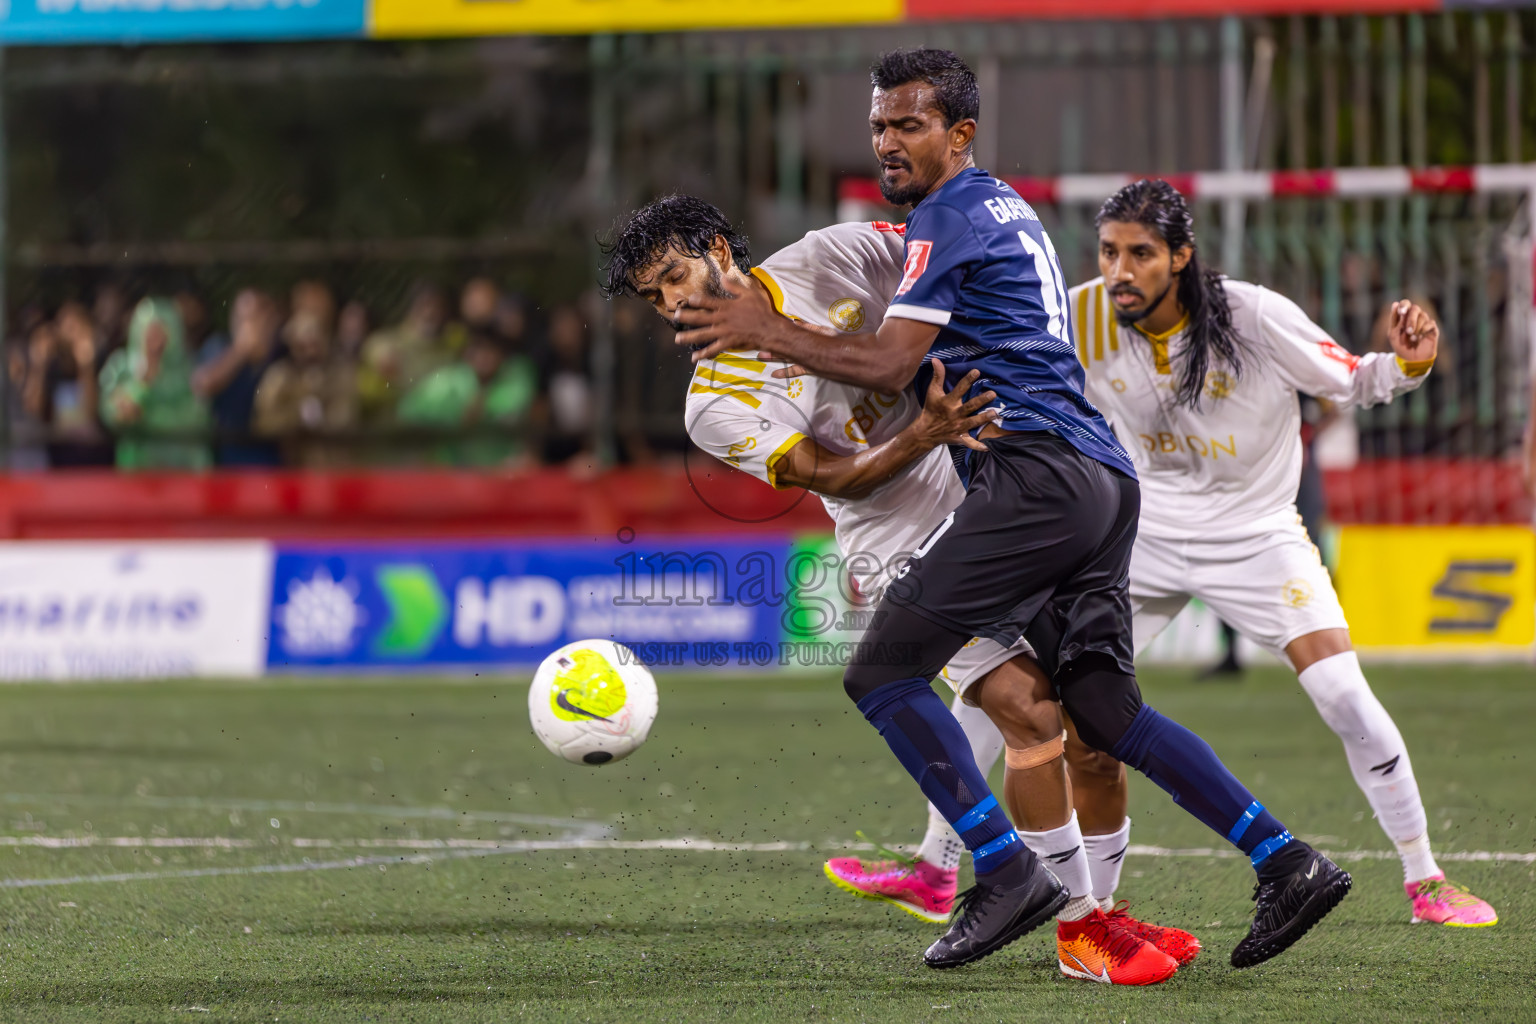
top-left (0, 664), bottom-right (1529, 1022)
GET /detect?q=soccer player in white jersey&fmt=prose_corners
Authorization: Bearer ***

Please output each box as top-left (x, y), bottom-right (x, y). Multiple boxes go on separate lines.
top-left (836, 178), bottom-right (1496, 930)
top-left (603, 193), bottom-right (1189, 984)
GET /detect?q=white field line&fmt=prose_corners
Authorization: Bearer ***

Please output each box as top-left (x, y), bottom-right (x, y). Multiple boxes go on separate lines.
top-left (1, 852), bottom-right (462, 888)
top-left (0, 792), bottom-right (608, 835)
top-left (0, 837), bottom-right (1531, 889)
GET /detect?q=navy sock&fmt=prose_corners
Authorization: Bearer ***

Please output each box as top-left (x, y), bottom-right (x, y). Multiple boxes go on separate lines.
top-left (1112, 705), bottom-right (1294, 869)
top-left (856, 678), bottom-right (1028, 875)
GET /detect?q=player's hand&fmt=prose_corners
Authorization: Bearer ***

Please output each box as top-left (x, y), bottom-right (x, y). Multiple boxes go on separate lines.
top-left (1387, 299), bottom-right (1438, 365)
top-left (914, 358), bottom-right (997, 452)
top-left (768, 357), bottom-right (809, 381)
top-left (672, 282), bottom-right (783, 363)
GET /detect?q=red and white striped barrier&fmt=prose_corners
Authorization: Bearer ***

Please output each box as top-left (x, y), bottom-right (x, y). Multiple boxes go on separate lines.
top-left (838, 163), bottom-right (1536, 210)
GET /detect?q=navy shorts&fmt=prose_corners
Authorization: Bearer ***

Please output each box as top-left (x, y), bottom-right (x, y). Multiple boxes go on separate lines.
top-left (883, 429), bottom-right (1139, 680)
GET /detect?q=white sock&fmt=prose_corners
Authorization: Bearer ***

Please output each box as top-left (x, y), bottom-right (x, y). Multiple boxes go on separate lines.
top-left (916, 806), bottom-right (965, 872)
top-left (1019, 811), bottom-right (1094, 921)
top-left (1296, 651), bottom-right (1439, 883)
top-left (1082, 817), bottom-right (1131, 903)
top-left (1057, 895), bottom-right (1097, 922)
top-left (1396, 832), bottom-right (1440, 885)
top-left (915, 693), bottom-right (1007, 872)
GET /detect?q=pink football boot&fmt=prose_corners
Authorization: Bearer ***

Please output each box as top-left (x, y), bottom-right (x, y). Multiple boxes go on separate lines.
top-left (1407, 874), bottom-right (1498, 927)
top-left (824, 855), bottom-right (957, 924)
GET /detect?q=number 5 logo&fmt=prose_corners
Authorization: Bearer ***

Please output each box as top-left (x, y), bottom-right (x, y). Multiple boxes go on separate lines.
top-left (896, 240), bottom-right (932, 296)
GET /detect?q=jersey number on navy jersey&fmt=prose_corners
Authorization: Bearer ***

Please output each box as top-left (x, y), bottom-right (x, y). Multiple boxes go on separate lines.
top-left (1016, 230), bottom-right (1071, 345)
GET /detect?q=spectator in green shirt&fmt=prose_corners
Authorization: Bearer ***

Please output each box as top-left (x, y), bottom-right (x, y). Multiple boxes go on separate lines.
top-left (98, 297), bottom-right (210, 471)
top-left (396, 326), bottom-right (538, 468)
top-left (357, 281), bottom-right (449, 425)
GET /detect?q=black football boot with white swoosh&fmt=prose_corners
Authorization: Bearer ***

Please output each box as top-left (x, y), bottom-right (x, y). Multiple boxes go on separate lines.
top-left (1230, 841), bottom-right (1352, 968)
top-left (923, 852), bottom-right (1068, 969)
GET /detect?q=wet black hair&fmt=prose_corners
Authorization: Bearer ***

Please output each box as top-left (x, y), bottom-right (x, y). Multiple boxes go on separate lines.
top-left (870, 48), bottom-right (979, 128)
top-left (600, 194), bottom-right (751, 299)
top-left (1096, 178), bottom-right (1244, 410)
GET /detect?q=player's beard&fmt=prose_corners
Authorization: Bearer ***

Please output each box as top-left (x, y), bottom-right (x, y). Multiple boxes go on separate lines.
top-left (878, 160), bottom-right (928, 206)
top-left (1110, 280), bottom-right (1174, 327)
top-left (702, 261), bottom-right (734, 300)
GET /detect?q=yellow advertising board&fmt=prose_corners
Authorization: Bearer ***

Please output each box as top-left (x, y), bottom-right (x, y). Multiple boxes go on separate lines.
top-left (370, 0), bottom-right (900, 37)
top-left (1336, 525), bottom-right (1536, 655)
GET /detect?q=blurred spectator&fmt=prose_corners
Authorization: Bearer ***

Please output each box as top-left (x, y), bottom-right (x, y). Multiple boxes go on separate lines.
top-left (612, 296), bottom-right (685, 467)
top-left (254, 310), bottom-right (357, 468)
top-left (494, 293), bottom-right (530, 350)
top-left (291, 279), bottom-right (337, 335)
top-left (92, 281), bottom-right (130, 357)
top-left (98, 298), bottom-right (209, 471)
top-left (175, 290), bottom-right (212, 355)
top-left (358, 281), bottom-right (449, 424)
top-left (335, 300), bottom-right (371, 363)
top-left (43, 302), bottom-right (114, 467)
top-left (397, 326), bottom-right (538, 467)
top-left (442, 276), bottom-right (500, 355)
top-left (5, 315), bottom-right (50, 471)
top-left (541, 304), bottom-right (594, 465)
top-left (194, 288), bottom-right (283, 467)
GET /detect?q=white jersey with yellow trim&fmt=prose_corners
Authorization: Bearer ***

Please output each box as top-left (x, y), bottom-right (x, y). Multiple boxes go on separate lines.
top-left (1069, 276), bottom-right (1429, 541)
top-left (683, 221), bottom-right (964, 599)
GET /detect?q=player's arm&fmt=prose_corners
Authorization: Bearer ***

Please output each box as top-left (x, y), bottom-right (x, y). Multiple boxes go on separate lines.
top-left (772, 361), bottom-right (995, 500)
top-left (676, 205), bottom-right (976, 393)
top-left (673, 282), bottom-right (936, 394)
top-left (1265, 293), bottom-right (1438, 408)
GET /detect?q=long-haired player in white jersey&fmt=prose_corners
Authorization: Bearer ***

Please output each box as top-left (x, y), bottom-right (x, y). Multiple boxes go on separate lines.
top-left (603, 193), bottom-right (1193, 985)
top-left (834, 178), bottom-right (1496, 930)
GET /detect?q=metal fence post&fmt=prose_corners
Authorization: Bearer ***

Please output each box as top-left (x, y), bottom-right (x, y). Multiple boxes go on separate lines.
top-left (1220, 16), bottom-right (1245, 276)
top-left (588, 34), bottom-right (618, 468)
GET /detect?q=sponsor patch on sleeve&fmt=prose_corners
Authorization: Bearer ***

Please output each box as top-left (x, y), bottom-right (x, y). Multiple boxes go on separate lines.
top-left (895, 240), bottom-right (932, 297)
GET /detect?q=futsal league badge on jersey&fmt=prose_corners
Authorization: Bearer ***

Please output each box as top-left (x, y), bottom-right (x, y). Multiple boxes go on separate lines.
top-left (828, 298), bottom-right (866, 332)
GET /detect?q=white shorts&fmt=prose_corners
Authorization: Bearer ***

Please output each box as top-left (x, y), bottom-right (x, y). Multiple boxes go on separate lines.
top-left (938, 635), bottom-right (1034, 705)
top-left (1130, 516), bottom-right (1348, 665)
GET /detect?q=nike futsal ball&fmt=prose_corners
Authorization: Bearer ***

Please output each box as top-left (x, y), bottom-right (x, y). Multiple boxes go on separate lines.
top-left (529, 639), bottom-right (658, 765)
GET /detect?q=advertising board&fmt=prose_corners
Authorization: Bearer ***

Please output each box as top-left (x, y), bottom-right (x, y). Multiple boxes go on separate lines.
top-left (0, 540), bottom-right (273, 679)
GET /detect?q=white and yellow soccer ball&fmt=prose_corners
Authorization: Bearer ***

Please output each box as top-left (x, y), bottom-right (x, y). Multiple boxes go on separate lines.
top-left (528, 639), bottom-right (658, 765)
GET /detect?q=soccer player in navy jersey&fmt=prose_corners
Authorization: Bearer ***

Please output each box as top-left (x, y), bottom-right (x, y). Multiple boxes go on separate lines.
top-left (676, 48), bottom-right (1351, 970)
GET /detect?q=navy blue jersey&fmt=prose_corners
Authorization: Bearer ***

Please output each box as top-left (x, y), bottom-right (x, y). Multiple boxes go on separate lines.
top-left (888, 168), bottom-right (1134, 477)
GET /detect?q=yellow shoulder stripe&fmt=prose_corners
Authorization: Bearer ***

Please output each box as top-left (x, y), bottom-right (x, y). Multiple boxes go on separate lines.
top-left (715, 352), bottom-right (767, 373)
top-left (689, 382), bottom-right (762, 409)
top-left (1094, 302), bottom-right (1106, 363)
top-left (764, 432), bottom-right (808, 489)
top-left (696, 365), bottom-right (766, 389)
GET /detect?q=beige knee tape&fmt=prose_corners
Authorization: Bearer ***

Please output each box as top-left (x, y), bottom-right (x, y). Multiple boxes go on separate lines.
top-left (1004, 731), bottom-right (1066, 770)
